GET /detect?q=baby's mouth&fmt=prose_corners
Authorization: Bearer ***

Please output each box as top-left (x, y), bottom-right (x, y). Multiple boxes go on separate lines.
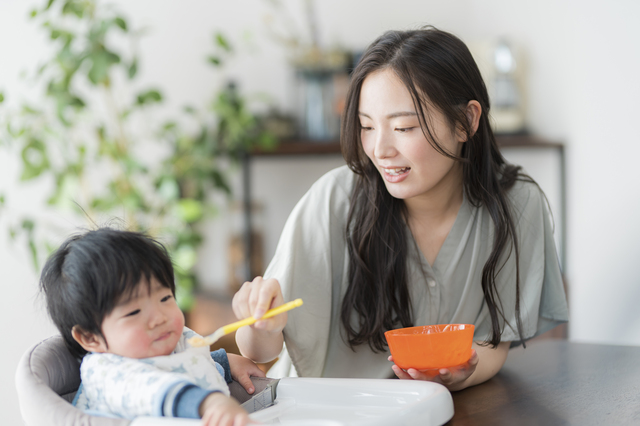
top-left (155, 331), bottom-right (172, 342)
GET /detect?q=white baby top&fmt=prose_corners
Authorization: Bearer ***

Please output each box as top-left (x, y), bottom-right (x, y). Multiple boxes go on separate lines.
top-left (75, 327), bottom-right (229, 419)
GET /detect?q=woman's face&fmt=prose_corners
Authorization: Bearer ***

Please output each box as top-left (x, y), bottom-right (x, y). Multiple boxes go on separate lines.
top-left (359, 68), bottom-right (465, 203)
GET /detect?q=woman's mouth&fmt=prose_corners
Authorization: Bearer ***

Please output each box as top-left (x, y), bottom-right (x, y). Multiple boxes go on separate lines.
top-left (382, 167), bottom-right (410, 176)
top-left (381, 167), bottom-right (411, 183)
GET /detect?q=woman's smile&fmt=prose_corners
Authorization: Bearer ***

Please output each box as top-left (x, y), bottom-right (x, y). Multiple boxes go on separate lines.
top-left (381, 166), bottom-right (411, 182)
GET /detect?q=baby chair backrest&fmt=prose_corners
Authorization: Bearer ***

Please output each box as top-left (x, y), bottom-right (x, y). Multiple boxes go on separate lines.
top-left (15, 334), bottom-right (130, 426)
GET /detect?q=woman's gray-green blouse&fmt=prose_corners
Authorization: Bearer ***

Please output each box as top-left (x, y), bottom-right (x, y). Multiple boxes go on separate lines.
top-left (265, 166), bottom-right (569, 379)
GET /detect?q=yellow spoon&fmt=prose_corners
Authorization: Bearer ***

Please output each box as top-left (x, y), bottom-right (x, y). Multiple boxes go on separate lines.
top-left (187, 298), bottom-right (304, 347)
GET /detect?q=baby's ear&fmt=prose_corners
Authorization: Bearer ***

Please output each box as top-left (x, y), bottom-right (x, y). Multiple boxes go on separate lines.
top-left (71, 325), bottom-right (107, 353)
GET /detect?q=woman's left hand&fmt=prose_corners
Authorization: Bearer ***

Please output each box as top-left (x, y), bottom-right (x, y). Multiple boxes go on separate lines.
top-left (389, 350), bottom-right (479, 391)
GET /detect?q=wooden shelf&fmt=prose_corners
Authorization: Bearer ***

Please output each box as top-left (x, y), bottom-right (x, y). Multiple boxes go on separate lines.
top-left (252, 140), bottom-right (341, 156)
top-left (251, 134), bottom-right (562, 157)
top-left (241, 133), bottom-right (566, 284)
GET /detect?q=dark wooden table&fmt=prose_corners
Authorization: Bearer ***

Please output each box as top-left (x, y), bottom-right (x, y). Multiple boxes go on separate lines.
top-left (447, 339), bottom-right (640, 425)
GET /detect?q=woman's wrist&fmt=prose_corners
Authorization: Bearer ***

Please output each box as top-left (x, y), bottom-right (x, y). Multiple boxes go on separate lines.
top-left (236, 326), bottom-right (284, 363)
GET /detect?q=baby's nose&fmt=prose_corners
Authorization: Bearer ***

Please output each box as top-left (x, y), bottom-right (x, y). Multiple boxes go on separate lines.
top-left (148, 310), bottom-right (167, 328)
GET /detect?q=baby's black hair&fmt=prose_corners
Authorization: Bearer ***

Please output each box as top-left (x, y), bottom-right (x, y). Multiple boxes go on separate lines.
top-left (39, 228), bottom-right (175, 358)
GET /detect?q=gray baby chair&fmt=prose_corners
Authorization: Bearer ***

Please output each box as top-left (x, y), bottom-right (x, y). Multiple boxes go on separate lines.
top-left (15, 335), bottom-right (279, 426)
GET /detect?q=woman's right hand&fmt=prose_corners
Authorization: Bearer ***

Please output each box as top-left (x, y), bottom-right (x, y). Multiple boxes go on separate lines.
top-left (232, 276), bottom-right (287, 335)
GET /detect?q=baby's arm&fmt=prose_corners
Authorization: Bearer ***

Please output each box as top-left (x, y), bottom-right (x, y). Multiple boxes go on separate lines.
top-left (199, 392), bottom-right (250, 426)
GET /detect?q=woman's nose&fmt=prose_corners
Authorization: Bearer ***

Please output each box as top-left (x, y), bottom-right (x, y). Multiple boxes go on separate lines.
top-left (373, 130), bottom-right (396, 159)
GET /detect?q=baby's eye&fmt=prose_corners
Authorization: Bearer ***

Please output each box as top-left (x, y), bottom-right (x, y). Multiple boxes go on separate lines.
top-left (161, 295), bottom-right (172, 302)
top-left (126, 309), bottom-right (140, 317)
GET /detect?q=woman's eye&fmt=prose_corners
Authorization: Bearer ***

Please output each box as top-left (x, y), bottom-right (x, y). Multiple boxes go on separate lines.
top-left (126, 309), bottom-right (140, 317)
top-left (161, 295), bottom-right (172, 302)
top-left (395, 127), bottom-right (415, 133)
top-left (360, 126), bottom-right (373, 131)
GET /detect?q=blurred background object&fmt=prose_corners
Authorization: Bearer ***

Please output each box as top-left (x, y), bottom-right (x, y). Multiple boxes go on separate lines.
top-left (469, 38), bottom-right (527, 134)
top-left (264, 0), bottom-right (351, 141)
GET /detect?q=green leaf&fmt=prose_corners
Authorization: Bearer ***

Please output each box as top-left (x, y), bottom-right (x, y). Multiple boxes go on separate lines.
top-left (215, 33), bottom-right (232, 52)
top-left (162, 121), bottom-right (177, 131)
top-left (176, 199), bottom-right (203, 223)
top-left (20, 139), bottom-right (50, 180)
top-left (207, 56), bottom-right (222, 66)
top-left (30, 9), bottom-right (38, 18)
top-left (28, 237), bottom-right (39, 271)
top-left (21, 219), bottom-right (35, 232)
top-left (175, 276), bottom-right (195, 312)
top-left (136, 89), bottom-right (163, 106)
top-left (88, 49), bottom-right (120, 85)
top-left (68, 95), bottom-right (86, 108)
top-left (128, 59), bottom-right (138, 79)
top-left (210, 170), bottom-right (231, 194)
top-left (158, 177), bottom-right (180, 201)
top-left (114, 17), bottom-right (128, 32)
top-left (174, 245), bottom-right (197, 271)
top-left (62, 0), bottom-right (85, 18)
top-left (258, 132), bottom-right (278, 150)
top-left (22, 104), bottom-right (39, 115)
top-left (0, 92), bottom-right (4, 103)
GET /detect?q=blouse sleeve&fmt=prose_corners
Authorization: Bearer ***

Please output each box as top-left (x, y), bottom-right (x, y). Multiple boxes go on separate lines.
top-left (473, 180), bottom-right (569, 345)
top-left (263, 166), bottom-right (354, 377)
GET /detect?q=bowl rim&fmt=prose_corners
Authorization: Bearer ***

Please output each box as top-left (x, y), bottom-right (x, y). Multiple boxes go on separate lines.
top-left (384, 323), bottom-right (474, 337)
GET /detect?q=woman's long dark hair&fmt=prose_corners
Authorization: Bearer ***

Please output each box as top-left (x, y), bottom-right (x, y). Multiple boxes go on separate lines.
top-left (341, 26), bottom-right (528, 352)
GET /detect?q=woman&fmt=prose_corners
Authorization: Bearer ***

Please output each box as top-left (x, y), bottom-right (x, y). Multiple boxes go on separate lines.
top-left (232, 27), bottom-right (568, 391)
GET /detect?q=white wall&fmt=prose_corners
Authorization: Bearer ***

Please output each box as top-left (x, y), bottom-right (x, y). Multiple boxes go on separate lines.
top-left (3, 0), bottom-right (640, 424)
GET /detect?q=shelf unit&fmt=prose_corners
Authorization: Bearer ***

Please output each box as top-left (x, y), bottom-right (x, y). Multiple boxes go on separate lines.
top-left (239, 134), bottom-right (566, 281)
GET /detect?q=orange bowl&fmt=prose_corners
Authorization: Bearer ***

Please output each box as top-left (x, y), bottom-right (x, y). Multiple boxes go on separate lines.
top-left (385, 324), bottom-right (474, 371)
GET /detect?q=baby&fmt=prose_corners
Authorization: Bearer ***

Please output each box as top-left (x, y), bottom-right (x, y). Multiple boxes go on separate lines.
top-left (39, 228), bottom-right (264, 425)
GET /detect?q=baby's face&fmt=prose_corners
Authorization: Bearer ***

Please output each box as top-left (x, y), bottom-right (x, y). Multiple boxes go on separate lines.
top-left (98, 276), bottom-right (185, 358)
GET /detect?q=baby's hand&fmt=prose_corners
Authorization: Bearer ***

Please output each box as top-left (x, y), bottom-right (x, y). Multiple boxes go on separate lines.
top-left (200, 392), bottom-right (252, 426)
top-left (228, 353), bottom-right (266, 394)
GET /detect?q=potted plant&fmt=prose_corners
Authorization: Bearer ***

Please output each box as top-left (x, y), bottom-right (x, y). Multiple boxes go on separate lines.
top-left (0, 0), bottom-right (276, 311)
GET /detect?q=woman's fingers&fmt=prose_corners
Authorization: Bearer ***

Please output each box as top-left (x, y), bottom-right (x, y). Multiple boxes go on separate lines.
top-left (389, 349), bottom-right (479, 388)
top-left (253, 277), bottom-right (283, 319)
top-left (231, 280), bottom-right (253, 320)
top-left (391, 364), bottom-right (413, 380)
top-left (231, 276), bottom-right (286, 333)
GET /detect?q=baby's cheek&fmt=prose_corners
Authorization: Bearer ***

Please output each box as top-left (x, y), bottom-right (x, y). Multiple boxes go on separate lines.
top-left (174, 311), bottom-right (186, 331)
top-left (133, 336), bottom-right (154, 357)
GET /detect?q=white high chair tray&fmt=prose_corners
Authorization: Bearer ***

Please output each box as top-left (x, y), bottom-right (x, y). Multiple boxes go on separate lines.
top-left (131, 377), bottom-right (454, 426)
